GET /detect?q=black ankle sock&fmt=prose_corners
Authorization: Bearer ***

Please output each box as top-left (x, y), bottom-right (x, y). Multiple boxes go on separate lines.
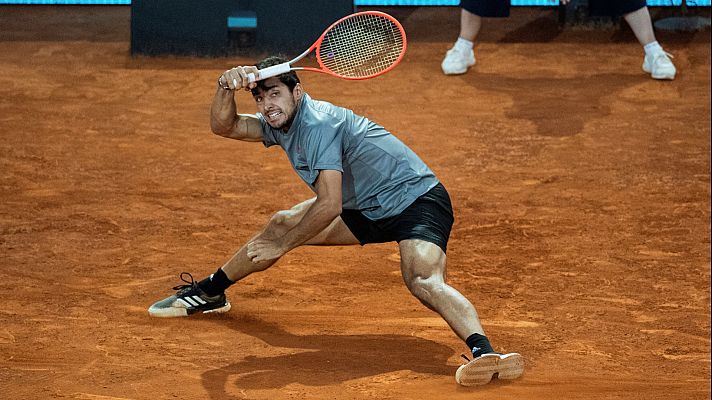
top-left (465, 333), bottom-right (495, 358)
top-left (198, 268), bottom-right (234, 296)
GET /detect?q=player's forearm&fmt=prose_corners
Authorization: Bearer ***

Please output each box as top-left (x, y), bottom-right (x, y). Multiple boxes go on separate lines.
top-left (210, 87), bottom-right (238, 135)
top-left (280, 198), bottom-right (341, 251)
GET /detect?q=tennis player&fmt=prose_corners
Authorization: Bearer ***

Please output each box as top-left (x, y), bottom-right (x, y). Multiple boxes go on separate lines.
top-left (148, 56), bottom-right (523, 386)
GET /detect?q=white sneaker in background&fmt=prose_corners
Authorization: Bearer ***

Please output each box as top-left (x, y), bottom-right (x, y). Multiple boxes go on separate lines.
top-left (643, 51), bottom-right (676, 80)
top-left (441, 46), bottom-right (476, 75)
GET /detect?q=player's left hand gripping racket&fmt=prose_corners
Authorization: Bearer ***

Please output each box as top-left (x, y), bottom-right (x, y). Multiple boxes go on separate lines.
top-left (247, 11), bottom-right (407, 82)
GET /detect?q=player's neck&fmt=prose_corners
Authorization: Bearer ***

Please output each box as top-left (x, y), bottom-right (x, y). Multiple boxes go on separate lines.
top-left (280, 96), bottom-right (303, 133)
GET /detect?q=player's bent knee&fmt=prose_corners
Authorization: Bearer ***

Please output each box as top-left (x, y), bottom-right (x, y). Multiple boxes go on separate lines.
top-left (265, 210), bottom-right (297, 236)
top-left (405, 275), bottom-right (444, 303)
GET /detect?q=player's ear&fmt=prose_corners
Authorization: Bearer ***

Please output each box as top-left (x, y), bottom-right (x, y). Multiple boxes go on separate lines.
top-left (293, 83), bottom-right (304, 101)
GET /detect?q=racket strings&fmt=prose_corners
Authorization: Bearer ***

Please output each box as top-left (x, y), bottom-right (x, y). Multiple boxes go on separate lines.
top-left (319, 13), bottom-right (404, 78)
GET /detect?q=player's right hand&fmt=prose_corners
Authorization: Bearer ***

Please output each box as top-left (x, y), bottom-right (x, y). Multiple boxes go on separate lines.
top-left (219, 66), bottom-right (259, 91)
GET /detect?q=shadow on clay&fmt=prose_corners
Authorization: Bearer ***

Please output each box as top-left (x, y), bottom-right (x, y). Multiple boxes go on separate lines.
top-left (200, 313), bottom-right (458, 399)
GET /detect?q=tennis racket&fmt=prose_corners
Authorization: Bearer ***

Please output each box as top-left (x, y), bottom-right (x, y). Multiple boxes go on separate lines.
top-left (247, 11), bottom-right (407, 82)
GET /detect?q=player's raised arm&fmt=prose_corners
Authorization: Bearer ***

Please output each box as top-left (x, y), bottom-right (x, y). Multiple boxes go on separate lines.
top-left (210, 66), bottom-right (264, 142)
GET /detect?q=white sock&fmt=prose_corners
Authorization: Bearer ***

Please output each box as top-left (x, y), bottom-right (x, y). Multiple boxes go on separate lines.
top-left (454, 37), bottom-right (474, 52)
top-left (644, 41), bottom-right (664, 56)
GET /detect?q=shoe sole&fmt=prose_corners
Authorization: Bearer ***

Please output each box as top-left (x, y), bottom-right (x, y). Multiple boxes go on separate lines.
top-left (442, 63), bottom-right (475, 76)
top-left (455, 353), bottom-right (524, 386)
top-left (651, 72), bottom-right (676, 80)
top-left (148, 300), bottom-right (232, 318)
top-left (442, 68), bottom-right (470, 76)
top-left (643, 64), bottom-right (676, 80)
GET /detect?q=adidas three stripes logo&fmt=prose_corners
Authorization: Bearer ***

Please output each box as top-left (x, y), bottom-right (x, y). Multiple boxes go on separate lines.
top-left (177, 295), bottom-right (207, 308)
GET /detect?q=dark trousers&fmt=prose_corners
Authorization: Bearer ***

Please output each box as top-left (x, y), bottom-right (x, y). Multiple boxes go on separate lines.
top-left (460, 0), bottom-right (510, 18)
top-left (589, 0), bottom-right (647, 17)
top-left (461, 0), bottom-right (647, 18)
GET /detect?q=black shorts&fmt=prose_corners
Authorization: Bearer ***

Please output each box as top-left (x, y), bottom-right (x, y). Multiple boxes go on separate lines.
top-left (460, 0), bottom-right (510, 18)
top-left (588, 0), bottom-right (646, 17)
top-left (340, 183), bottom-right (455, 253)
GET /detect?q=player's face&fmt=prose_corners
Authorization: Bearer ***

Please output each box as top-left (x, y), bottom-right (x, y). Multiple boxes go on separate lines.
top-left (253, 78), bottom-right (301, 132)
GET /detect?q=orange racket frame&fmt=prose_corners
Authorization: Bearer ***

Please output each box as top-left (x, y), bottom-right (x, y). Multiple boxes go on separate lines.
top-left (247, 11), bottom-right (407, 82)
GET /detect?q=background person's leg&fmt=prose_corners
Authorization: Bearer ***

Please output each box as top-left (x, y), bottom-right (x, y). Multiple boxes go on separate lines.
top-left (589, 0), bottom-right (677, 79)
top-left (459, 7), bottom-right (482, 42)
top-left (623, 6), bottom-right (656, 46)
top-left (623, 6), bottom-right (677, 80)
top-left (441, 10), bottom-right (478, 75)
top-left (442, 0), bottom-right (511, 75)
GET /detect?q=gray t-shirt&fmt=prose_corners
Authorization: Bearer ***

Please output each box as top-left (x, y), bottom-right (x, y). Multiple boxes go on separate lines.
top-left (258, 93), bottom-right (439, 220)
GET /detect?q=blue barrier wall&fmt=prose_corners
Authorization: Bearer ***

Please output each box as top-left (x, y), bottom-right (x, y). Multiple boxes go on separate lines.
top-left (0, 0), bottom-right (710, 5)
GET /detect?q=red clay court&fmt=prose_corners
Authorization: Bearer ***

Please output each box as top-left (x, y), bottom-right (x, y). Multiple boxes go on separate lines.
top-left (0, 5), bottom-right (710, 400)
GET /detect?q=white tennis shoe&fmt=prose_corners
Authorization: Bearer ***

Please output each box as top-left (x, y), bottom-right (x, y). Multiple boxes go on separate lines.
top-left (441, 46), bottom-right (476, 75)
top-left (643, 51), bottom-right (676, 80)
top-left (455, 352), bottom-right (524, 386)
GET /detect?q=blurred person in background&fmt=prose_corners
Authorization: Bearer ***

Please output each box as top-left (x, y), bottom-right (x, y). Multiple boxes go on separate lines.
top-left (442, 0), bottom-right (676, 80)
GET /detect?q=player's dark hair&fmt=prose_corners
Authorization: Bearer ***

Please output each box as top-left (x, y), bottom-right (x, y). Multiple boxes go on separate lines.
top-left (250, 56), bottom-right (300, 95)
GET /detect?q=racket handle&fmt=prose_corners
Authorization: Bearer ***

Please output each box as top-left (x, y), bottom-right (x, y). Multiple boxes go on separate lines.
top-left (247, 62), bottom-right (292, 83)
